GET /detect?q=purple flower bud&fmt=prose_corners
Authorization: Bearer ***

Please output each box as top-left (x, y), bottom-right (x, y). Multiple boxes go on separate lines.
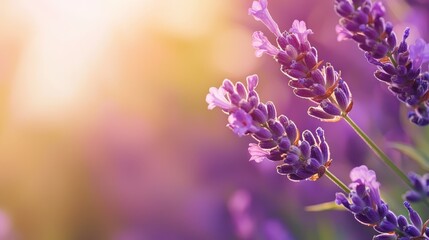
top-left (253, 128), bottom-right (272, 141)
top-left (320, 100), bottom-right (342, 116)
top-left (251, 108), bottom-right (267, 124)
top-left (381, 63), bottom-right (396, 75)
top-left (259, 140), bottom-right (278, 149)
top-left (307, 158), bottom-right (321, 172)
top-left (277, 36), bottom-right (288, 50)
top-left (386, 211), bottom-right (397, 225)
top-left (312, 84), bottom-right (327, 96)
top-left (276, 51), bottom-right (292, 66)
top-left (325, 64), bottom-right (336, 87)
top-left (374, 220), bottom-right (396, 233)
top-left (236, 82), bottom-right (247, 99)
top-left (372, 44), bottom-right (389, 59)
top-left (397, 215), bottom-right (408, 229)
top-left (302, 130), bottom-right (316, 145)
top-left (285, 121), bottom-right (298, 143)
top-left (341, 18), bottom-right (360, 32)
top-left (299, 141), bottom-right (311, 159)
top-left (373, 234), bottom-right (396, 240)
top-left (373, 17), bottom-right (385, 34)
top-left (284, 152), bottom-right (299, 164)
top-left (374, 70), bottom-right (392, 82)
top-left (311, 146), bottom-right (324, 163)
top-left (222, 79), bottom-right (235, 93)
top-left (354, 11), bottom-right (369, 24)
top-left (387, 32), bottom-right (397, 50)
top-left (404, 225), bottom-right (421, 237)
top-left (286, 34), bottom-right (301, 50)
top-left (351, 34), bottom-right (366, 43)
top-left (277, 164), bottom-right (295, 174)
top-left (336, 1), bottom-right (354, 17)
top-left (361, 26), bottom-right (378, 40)
top-left (257, 103), bottom-right (268, 118)
top-left (304, 52), bottom-right (318, 69)
top-left (372, 1), bottom-right (386, 18)
top-left (294, 89), bottom-right (317, 98)
top-left (334, 88), bottom-right (349, 111)
top-left (268, 149), bottom-right (284, 161)
top-left (278, 137), bottom-right (291, 151)
top-left (266, 102), bottom-right (277, 119)
top-left (404, 201), bottom-right (422, 231)
top-left (268, 121), bottom-right (285, 137)
top-left (311, 70), bottom-right (325, 85)
top-left (308, 107), bottom-right (337, 121)
top-left (284, 69), bottom-right (307, 79)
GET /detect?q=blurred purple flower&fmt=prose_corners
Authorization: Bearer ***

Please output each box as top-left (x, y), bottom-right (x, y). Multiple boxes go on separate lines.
top-left (410, 38), bottom-right (429, 70)
top-left (228, 190), bottom-right (295, 240)
top-left (403, 172), bottom-right (429, 203)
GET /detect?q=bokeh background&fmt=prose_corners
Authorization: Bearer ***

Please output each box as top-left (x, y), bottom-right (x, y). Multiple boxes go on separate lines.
top-left (0, 0), bottom-right (428, 239)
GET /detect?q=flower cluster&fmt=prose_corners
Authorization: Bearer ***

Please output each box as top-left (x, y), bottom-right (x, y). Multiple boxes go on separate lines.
top-left (206, 0), bottom-right (429, 239)
top-left (249, 0), bottom-right (353, 122)
top-left (336, 166), bottom-right (429, 239)
top-left (404, 172), bottom-right (429, 203)
top-left (206, 74), bottom-right (332, 181)
top-left (334, 0), bottom-right (429, 126)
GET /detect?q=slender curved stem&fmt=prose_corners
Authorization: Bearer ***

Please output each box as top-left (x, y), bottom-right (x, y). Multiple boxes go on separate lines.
top-left (343, 115), bottom-right (413, 188)
top-left (325, 169), bottom-right (350, 194)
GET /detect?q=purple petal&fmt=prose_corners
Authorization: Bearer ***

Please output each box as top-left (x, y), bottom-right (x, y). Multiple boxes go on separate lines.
top-left (248, 143), bottom-right (270, 163)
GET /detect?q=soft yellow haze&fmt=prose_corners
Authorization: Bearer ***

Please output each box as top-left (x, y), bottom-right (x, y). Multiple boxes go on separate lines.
top-left (0, 0), bottom-right (257, 239)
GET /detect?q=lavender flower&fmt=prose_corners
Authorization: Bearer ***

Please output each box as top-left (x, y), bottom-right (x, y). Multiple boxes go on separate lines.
top-left (404, 172), bottom-right (429, 203)
top-left (334, 0), bottom-right (429, 126)
top-left (336, 166), bottom-right (429, 239)
top-left (206, 74), bottom-right (332, 181)
top-left (249, 0), bottom-right (353, 122)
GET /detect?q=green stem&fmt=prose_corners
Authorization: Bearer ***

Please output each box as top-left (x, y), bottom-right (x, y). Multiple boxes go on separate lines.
top-left (387, 52), bottom-right (397, 67)
top-left (325, 169), bottom-right (350, 194)
top-left (342, 115), bottom-right (413, 189)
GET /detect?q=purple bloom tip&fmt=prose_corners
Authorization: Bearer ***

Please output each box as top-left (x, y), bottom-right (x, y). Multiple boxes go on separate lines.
top-left (246, 74), bottom-right (259, 91)
top-left (290, 20), bottom-right (313, 44)
top-left (252, 31), bottom-right (280, 57)
top-left (249, 0), bottom-right (282, 37)
top-left (206, 86), bottom-right (233, 110)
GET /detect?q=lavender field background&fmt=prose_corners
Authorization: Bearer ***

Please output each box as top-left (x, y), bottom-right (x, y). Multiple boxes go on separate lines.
top-left (0, 0), bottom-right (428, 239)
